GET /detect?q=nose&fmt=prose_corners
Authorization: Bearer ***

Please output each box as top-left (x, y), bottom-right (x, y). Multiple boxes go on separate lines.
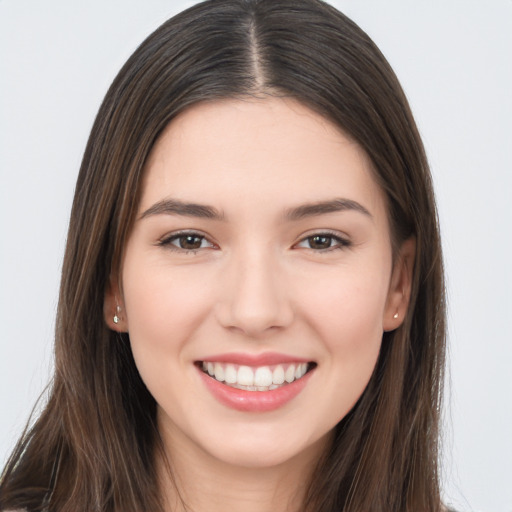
top-left (215, 249), bottom-right (294, 337)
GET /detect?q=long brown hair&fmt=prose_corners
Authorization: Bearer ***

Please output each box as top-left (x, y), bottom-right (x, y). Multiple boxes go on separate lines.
top-left (0, 1), bottom-right (446, 511)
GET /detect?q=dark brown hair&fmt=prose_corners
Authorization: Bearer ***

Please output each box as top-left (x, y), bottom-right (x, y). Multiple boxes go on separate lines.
top-left (0, 1), bottom-right (445, 511)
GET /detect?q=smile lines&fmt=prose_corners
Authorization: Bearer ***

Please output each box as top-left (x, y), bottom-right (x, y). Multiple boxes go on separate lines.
top-left (200, 361), bottom-right (313, 391)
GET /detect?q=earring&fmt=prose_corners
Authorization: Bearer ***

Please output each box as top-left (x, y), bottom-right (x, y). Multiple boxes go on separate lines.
top-left (113, 305), bottom-right (121, 324)
top-left (393, 312), bottom-right (399, 319)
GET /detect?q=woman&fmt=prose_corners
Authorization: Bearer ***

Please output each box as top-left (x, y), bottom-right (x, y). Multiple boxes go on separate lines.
top-left (0, 0), bottom-right (446, 511)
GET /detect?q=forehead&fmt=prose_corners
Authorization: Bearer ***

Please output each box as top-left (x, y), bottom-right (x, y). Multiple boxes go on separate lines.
top-left (140, 97), bottom-right (386, 222)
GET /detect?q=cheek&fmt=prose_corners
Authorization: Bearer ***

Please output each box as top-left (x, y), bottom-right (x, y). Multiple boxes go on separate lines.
top-left (293, 261), bottom-right (389, 411)
top-left (121, 259), bottom-right (213, 372)
top-left (298, 259), bottom-right (389, 342)
top-left (315, 283), bottom-right (384, 374)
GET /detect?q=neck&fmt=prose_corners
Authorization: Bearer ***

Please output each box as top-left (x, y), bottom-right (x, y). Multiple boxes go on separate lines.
top-left (156, 422), bottom-right (330, 512)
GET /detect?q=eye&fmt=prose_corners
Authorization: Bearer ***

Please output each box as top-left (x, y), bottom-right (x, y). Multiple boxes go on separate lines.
top-left (295, 232), bottom-right (350, 251)
top-left (159, 231), bottom-right (216, 253)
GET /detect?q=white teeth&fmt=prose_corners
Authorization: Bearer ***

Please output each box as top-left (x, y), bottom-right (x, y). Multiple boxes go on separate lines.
top-left (272, 365), bottom-right (285, 385)
top-left (254, 366), bottom-right (273, 387)
top-left (202, 361), bottom-right (311, 390)
top-left (214, 363), bottom-right (225, 382)
top-left (225, 364), bottom-right (237, 384)
top-left (237, 366), bottom-right (254, 386)
top-left (285, 365), bottom-right (296, 383)
top-left (295, 363), bottom-right (307, 379)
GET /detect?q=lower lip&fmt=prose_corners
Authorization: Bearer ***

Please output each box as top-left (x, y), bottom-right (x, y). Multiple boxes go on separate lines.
top-left (197, 367), bottom-right (314, 412)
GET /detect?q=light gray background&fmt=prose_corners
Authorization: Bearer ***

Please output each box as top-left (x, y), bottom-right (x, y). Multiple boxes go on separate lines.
top-left (1, 1), bottom-right (511, 511)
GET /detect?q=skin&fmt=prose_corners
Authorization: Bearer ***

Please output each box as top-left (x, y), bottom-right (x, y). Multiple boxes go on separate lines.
top-left (105, 97), bottom-right (414, 512)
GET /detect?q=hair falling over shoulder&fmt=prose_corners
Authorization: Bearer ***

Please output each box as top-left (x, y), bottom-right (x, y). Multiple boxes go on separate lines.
top-left (0, 1), bottom-right (446, 511)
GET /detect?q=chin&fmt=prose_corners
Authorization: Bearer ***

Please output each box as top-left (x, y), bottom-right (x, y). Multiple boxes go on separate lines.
top-left (198, 426), bottom-right (332, 471)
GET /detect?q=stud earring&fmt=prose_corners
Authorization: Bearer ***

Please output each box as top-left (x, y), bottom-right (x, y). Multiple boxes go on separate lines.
top-left (113, 305), bottom-right (121, 324)
top-left (393, 312), bottom-right (399, 319)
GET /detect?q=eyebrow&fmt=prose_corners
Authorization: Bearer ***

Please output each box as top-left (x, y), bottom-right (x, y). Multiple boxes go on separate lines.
top-left (139, 198), bottom-right (224, 221)
top-left (285, 198), bottom-right (372, 220)
top-left (139, 197), bottom-right (371, 222)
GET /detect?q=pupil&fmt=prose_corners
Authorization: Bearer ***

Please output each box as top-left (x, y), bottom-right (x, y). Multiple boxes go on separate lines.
top-left (180, 235), bottom-right (202, 249)
top-left (310, 235), bottom-right (331, 249)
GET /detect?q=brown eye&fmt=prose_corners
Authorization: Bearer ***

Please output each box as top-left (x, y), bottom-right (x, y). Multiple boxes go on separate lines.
top-left (307, 235), bottom-right (333, 250)
top-left (176, 234), bottom-right (205, 250)
top-left (295, 232), bottom-right (350, 252)
top-left (159, 232), bottom-right (214, 252)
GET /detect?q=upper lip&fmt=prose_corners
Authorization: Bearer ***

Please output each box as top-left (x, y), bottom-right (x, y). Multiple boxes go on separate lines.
top-left (198, 352), bottom-right (313, 366)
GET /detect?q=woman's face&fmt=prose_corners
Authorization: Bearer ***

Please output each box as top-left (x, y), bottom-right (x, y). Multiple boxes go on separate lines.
top-left (108, 97), bottom-right (410, 470)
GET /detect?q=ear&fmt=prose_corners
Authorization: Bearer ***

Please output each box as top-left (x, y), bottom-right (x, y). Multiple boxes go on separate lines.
top-left (104, 278), bottom-right (128, 332)
top-left (383, 237), bottom-right (416, 332)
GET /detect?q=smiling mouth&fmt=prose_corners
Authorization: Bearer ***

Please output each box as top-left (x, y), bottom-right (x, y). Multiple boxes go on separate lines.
top-left (197, 361), bottom-right (316, 391)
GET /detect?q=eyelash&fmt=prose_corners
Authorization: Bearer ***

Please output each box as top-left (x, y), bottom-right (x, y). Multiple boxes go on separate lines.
top-left (294, 231), bottom-right (351, 252)
top-left (157, 230), bottom-right (351, 254)
top-left (157, 230), bottom-right (216, 254)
